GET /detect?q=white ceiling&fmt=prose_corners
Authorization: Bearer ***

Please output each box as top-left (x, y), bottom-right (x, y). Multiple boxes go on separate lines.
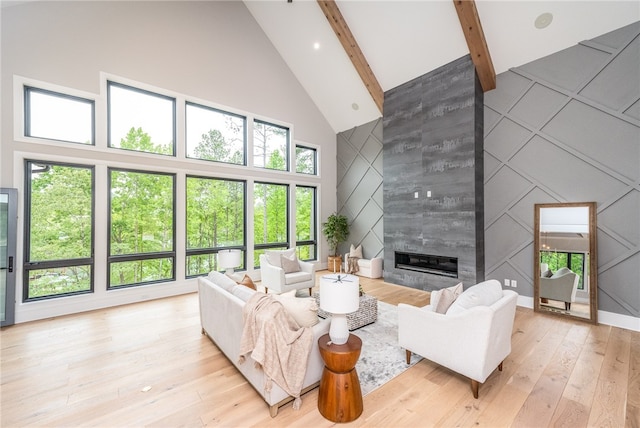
top-left (244, 0), bottom-right (640, 133)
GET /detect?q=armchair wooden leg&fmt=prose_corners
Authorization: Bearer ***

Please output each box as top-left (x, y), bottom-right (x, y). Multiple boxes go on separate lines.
top-left (470, 379), bottom-right (479, 399)
top-left (264, 287), bottom-right (269, 294)
top-left (498, 361), bottom-right (503, 371)
top-left (308, 287), bottom-right (312, 296)
top-left (405, 349), bottom-right (412, 364)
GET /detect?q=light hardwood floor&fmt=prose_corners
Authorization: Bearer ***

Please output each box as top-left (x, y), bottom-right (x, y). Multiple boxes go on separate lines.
top-left (1, 272), bottom-right (638, 427)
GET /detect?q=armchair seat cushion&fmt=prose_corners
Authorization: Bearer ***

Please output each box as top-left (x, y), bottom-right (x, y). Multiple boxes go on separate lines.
top-left (284, 271), bottom-right (313, 285)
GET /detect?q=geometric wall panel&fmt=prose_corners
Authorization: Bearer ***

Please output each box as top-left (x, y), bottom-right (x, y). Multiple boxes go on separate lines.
top-left (484, 23), bottom-right (640, 318)
top-left (542, 100), bottom-right (640, 181)
top-left (510, 83), bottom-right (568, 128)
top-left (337, 118), bottom-right (384, 260)
top-left (518, 44), bottom-right (609, 92)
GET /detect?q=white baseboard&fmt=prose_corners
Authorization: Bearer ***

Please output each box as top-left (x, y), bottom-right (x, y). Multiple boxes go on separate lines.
top-left (516, 295), bottom-right (639, 332)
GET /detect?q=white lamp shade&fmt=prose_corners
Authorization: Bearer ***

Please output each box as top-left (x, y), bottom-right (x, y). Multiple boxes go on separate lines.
top-left (319, 274), bottom-right (360, 314)
top-left (217, 249), bottom-right (241, 269)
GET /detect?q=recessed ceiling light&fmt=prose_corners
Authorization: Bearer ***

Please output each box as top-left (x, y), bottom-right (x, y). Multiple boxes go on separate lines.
top-left (535, 12), bottom-right (553, 29)
top-left (313, 42), bottom-right (321, 50)
top-left (351, 103), bottom-right (359, 111)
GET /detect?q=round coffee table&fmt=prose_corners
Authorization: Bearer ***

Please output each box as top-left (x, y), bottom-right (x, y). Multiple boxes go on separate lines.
top-left (317, 333), bottom-right (363, 423)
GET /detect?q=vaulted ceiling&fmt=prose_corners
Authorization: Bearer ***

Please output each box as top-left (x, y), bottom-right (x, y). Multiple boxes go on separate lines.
top-left (244, 0), bottom-right (640, 133)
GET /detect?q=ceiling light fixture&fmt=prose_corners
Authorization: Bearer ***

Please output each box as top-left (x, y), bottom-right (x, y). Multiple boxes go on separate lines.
top-left (535, 12), bottom-right (553, 29)
top-left (351, 103), bottom-right (359, 111)
top-left (313, 42), bottom-right (321, 50)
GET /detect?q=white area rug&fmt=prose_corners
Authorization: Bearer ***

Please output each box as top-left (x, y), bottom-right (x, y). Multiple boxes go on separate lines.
top-left (354, 300), bottom-right (423, 395)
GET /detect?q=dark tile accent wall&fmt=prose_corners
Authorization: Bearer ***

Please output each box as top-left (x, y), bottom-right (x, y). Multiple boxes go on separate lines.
top-left (383, 55), bottom-right (484, 291)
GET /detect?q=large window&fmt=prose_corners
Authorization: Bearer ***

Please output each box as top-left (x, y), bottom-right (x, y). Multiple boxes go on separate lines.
top-left (253, 120), bottom-right (289, 171)
top-left (186, 102), bottom-right (246, 165)
top-left (295, 186), bottom-right (316, 260)
top-left (24, 161), bottom-right (94, 300)
top-left (296, 145), bottom-right (317, 175)
top-left (108, 82), bottom-right (175, 156)
top-left (254, 182), bottom-right (289, 265)
top-left (186, 176), bottom-right (245, 277)
top-left (109, 169), bottom-right (175, 288)
top-left (24, 86), bottom-right (94, 145)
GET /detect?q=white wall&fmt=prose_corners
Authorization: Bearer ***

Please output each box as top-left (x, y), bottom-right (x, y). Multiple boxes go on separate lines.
top-left (1, 1), bottom-right (337, 322)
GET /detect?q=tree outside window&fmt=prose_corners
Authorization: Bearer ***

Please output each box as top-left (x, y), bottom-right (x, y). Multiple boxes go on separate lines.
top-left (253, 182), bottom-right (288, 266)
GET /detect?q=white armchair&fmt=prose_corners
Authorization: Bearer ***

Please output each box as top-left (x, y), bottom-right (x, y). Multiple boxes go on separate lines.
top-left (539, 267), bottom-right (579, 310)
top-left (259, 249), bottom-right (315, 296)
top-left (398, 280), bottom-right (518, 398)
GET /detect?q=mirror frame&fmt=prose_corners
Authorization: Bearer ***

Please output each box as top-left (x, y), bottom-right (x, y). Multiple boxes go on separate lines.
top-left (534, 202), bottom-right (598, 324)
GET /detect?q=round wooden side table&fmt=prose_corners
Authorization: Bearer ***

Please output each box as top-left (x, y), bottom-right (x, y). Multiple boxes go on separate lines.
top-left (317, 333), bottom-right (363, 423)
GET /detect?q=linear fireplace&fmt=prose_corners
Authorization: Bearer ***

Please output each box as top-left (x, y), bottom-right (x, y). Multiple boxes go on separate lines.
top-left (395, 252), bottom-right (459, 278)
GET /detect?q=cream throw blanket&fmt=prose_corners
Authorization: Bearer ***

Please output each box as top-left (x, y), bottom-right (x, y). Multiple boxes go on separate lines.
top-left (238, 293), bottom-right (313, 410)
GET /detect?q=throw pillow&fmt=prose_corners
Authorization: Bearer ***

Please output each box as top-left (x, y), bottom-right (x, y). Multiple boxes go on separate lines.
top-left (429, 282), bottom-right (463, 312)
top-left (435, 288), bottom-right (459, 314)
top-left (273, 293), bottom-right (319, 328)
top-left (446, 279), bottom-right (503, 315)
top-left (208, 271), bottom-right (238, 292)
top-left (349, 244), bottom-right (363, 259)
top-left (237, 274), bottom-right (256, 290)
top-left (281, 253), bottom-right (301, 274)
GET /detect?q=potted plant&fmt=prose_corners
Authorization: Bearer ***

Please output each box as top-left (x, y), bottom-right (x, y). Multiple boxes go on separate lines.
top-left (322, 213), bottom-right (350, 272)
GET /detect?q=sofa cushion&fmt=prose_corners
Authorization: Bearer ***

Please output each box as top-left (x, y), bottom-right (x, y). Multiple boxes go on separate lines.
top-left (208, 271), bottom-right (238, 292)
top-left (231, 283), bottom-right (256, 302)
top-left (446, 280), bottom-right (503, 315)
top-left (281, 253), bottom-right (301, 273)
top-left (273, 291), bottom-right (319, 328)
top-left (429, 282), bottom-right (463, 313)
top-left (237, 274), bottom-right (257, 290)
top-left (349, 244), bottom-right (363, 259)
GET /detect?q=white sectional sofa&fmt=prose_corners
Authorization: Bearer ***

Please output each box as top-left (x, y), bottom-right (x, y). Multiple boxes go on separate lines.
top-left (198, 272), bottom-right (330, 417)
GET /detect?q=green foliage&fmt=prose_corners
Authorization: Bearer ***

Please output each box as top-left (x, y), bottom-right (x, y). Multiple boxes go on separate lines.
top-left (254, 182), bottom-right (288, 246)
top-left (322, 213), bottom-right (349, 256)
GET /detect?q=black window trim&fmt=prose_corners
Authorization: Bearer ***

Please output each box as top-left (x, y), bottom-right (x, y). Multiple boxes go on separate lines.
top-left (185, 101), bottom-right (248, 166)
top-left (24, 85), bottom-right (96, 146)
top-left (295, 184), bottom-right (317, 261)
top-left (23, 159), bottom-right (96, 302)
top-left (107, 167), bottom-right (177, 289)
top-left (107, 80), bottom-right (177, 157)
top-left (253, 119), bottom-right (290, 172)
top-left (295, 144), bottom-right (318, 175)
top-left (185, 174), bottom-right (247, 278)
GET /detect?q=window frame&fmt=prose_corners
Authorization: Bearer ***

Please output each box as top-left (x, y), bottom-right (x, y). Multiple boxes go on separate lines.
top-left (295, 185), bottom-right (317, 261)
top-left (24, 85), bottom-right (96, 146)
top-left (185, 101), bottom-right (247, 166)
top-left (23, 159), bottom-right (95, 301)
top-left (295, 144), bottom-right (318, 175)
top-left (253, 119), bottom-right (290, 172)
top-left (107, 81), bottom-right (177, 156)
top-left (185, 174), bottom-right (247, 278)
top-left (107, 167), bottom-right (177, 289)
top-left (253, 181), bottom-right (290, 267)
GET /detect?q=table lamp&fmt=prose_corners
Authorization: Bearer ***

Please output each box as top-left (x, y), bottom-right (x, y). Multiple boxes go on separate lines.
top-left (319, 274), bottom-right (360, 345)
top-left (217, 249), bottom-right (241, 275)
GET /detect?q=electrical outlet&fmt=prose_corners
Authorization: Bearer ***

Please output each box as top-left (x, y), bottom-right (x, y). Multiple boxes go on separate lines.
top-left (504, 279), bottom-right (510, 287)
top-left (512, 280), bottom-right (517, 288)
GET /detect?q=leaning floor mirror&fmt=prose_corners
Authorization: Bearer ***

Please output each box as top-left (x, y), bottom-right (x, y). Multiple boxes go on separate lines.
top-left (534, 202), bottom-right (598, 324)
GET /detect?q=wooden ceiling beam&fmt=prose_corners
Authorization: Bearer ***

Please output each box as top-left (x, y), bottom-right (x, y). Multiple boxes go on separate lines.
top-left (453, 0), bottom-right (496, 92)
top-left (317, 0), bottom-right (384, 113)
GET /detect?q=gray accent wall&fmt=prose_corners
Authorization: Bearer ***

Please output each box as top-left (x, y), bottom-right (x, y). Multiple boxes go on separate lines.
top-left (382, 55), bottom-right (484, 290)
top-left (336, 118), bottom-right (384, 259)
top-left (484, 22), bottom-right (640, 318)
